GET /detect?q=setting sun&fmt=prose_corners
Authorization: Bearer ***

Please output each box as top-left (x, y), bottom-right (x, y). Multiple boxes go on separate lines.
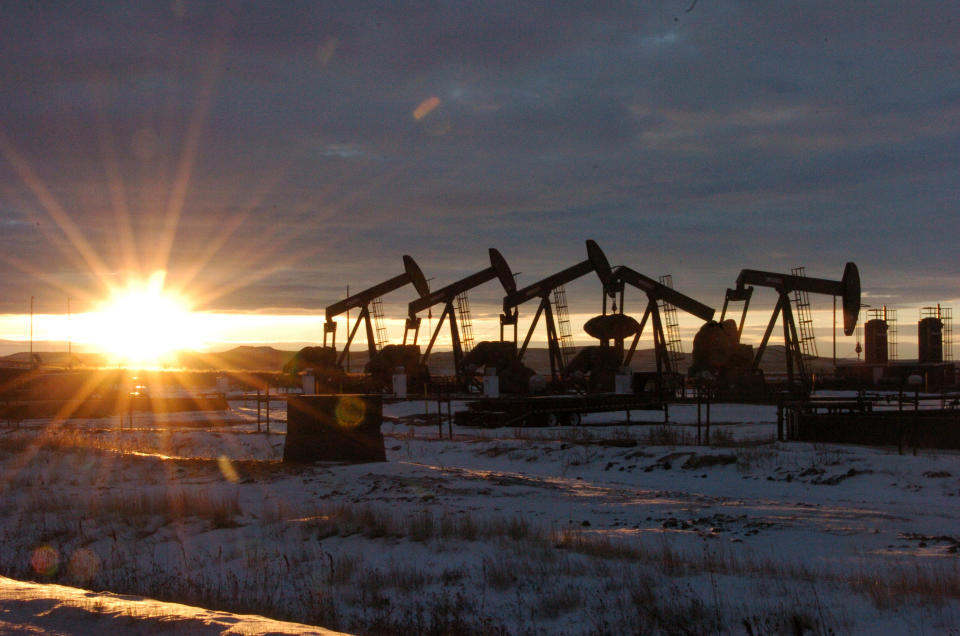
top-left (88, 271), bottom-right (204, 365)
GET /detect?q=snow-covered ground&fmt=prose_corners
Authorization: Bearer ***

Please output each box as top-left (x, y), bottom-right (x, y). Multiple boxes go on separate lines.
top-left (0, 575), bottom-right (345, 634)
top-left (0, 395), bottom-right (958, 634)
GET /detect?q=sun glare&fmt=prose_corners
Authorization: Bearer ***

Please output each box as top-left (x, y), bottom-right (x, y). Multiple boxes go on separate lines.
top-left (91, 271), bottom-right (202, 366)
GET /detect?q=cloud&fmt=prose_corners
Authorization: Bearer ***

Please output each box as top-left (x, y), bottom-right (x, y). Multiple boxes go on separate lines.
top-left (0, 1), bottom-right (957, 322)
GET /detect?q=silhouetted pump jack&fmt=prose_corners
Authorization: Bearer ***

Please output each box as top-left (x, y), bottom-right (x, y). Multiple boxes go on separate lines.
top-left (606, 266), bottom-right (716, 374)
top-left (720, 263), bottom-right (860, 393)
top-left (571, 267), bottom-right (715, 393)
top-left (323, 255), bottom-right (430, 368)
top-left (501, 240), bottom-right (616, 379)
top-left (404, 248), bottom-right (516, 383)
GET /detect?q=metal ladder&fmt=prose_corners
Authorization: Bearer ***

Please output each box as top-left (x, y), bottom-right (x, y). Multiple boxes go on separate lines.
top-left (454, 292), bottom-right (475, 353)
top-left (942, 307), bottom-right (954, 361)
top-left (370, 297), bottom-right (388, 351)
top-left (790, 267), bottom-right (819, 363)
top-left (658, 275), bottom-right (685, 369)
top-left (887, 308), bottom-right (898, 360)
top-left (552, 285), bottom-right (576, 367)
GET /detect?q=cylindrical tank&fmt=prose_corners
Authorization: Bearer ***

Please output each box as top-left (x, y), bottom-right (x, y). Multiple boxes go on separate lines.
top-left (864, 319), bottom-right (888, 364)
top-left (918, 317), bottom-right (943, 363)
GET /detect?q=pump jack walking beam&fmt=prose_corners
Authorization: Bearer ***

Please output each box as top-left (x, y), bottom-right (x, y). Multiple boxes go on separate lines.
top-left (501, 240), bottom-right (614, 378)
top-left (723, 263), bottom-right (860, 390)
top-left (405, 249), bottom-right (516, 375)
top-left (323, 255), bottom-right (430, 366)
top-left (612, 266), bottom-right (716, 373)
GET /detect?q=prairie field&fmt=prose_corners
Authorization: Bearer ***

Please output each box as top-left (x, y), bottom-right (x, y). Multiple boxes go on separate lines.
top-left (0, 397), bottom-right (958, 634)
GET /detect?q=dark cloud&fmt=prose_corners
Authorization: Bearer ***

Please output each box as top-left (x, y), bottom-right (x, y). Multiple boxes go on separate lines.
top-left (0, 2), bottom-right (957, 319)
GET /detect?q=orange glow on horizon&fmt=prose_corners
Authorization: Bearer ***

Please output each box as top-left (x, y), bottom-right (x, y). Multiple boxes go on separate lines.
top-left (84, 271), bottom-right (208, 365)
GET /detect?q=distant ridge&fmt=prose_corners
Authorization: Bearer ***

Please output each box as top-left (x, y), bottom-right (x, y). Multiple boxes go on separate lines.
top-left (0, 346), bottom-right (296, 372)
top-left (2, 344), bottom-right (854, 374)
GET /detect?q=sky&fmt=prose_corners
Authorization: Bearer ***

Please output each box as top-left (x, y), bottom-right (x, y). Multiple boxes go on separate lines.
top-left (0, 2), bottom-right (957, 357)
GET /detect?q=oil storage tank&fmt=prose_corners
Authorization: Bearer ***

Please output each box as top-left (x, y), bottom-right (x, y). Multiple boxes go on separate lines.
top-left (918, 317), bottom-right (943, 363)
top-left (864, 319), bottom-right (889, 364)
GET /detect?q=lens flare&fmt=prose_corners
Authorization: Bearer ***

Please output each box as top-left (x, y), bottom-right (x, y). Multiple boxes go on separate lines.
top-left (413, 96), bottom-right (441, 120)
top-left (335, 396), bottom-right (365, 428)
top-left (30, 545), bottom-right (59, 576)
top-left (68, 548), bottom-right (101, 582)
top-left (218, 455), bottom-right (239, 483)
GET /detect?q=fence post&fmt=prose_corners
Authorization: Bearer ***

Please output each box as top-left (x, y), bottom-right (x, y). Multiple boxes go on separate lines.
top-left (447, 393), bottom-right (453, 439)
top-left (705, 397), bottom-right (711, 445)
top-left (437, 391), bottom-right (443, 439)
top-left (777, 402), bottom-right (783, 442)
top-left (696, 389), bottom-right (702, 446)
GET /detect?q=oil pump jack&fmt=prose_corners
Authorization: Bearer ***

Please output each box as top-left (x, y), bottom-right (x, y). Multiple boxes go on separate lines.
top-left (568, 267), bottom-right (715, 393)
top-left (404, 249), bottom-right (516, 383)
top-left (711, 263), bottom-right (860, 393)
top-left (323, 255), bottom-right (430, 369)
top-left (605, 267), bottom-right (716, 373)
top-left (501, 240), bottom-right (615, 379)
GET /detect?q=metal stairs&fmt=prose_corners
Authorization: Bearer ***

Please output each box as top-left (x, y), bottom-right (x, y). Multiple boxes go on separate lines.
top-left (944, 308), bottom-right (954, 361)
top-left (371, 297), bottom-right (388, 351)
top-left (552, 285), bottom-right (576, 367)
top-left (455, 292), bottom-right (475, 353)
top-left (658, 275), bottom-right (685, 370)
top-left (790, 267), bottom-right (819, 370)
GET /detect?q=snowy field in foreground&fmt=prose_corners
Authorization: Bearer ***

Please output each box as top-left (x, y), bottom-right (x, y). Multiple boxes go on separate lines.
top-left (0, 396), bottom-right (958, 634)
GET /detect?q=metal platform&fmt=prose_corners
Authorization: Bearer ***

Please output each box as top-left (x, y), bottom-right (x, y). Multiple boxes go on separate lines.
top-left (455, 393), bottom-right (665, 428)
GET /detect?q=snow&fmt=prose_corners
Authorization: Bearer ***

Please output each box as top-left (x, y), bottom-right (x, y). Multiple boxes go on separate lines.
top-left (0, 394), bottom-right (958, 634)
top-left (0, 575), bottom-right (346, 634)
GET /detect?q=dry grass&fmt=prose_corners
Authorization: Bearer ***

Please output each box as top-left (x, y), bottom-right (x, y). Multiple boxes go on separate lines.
top-left (643, 424), bottom-right (694, 445)
top-left (300, 505), bottom-right (535, 545)
top-left (18, 487), bottom-right (241, 530)
top-left (850, 562), bottom-right (960, 608)
top-left (2, 431), bottom-right (957, 634)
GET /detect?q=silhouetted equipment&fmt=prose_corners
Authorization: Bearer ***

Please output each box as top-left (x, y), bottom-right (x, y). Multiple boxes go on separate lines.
top-left (405, 249), bottom-right (516, 379)
top-left (864, 319), bottom-right (889, 364)
top-left (284, 346), bottom-right (343, 392)
top-left (689, 319), bottom-right (763, 394)
top-left (583, 314), bottom-right (643, 341)
top-left (459, 341), bottom-right (536, 394)
top-left (862, 307), bottom-right (897, 366)
top-left (719, 262), bottom-right (860, 393)
top-left (608, 266), bottom-right (716, 375)
top-left (363, 344), bottom-right (425, 392)
top-left (501, 240), bottom-right (614, 378)
top-left (324, 255), bottom-right (430, 367)
top-left (790, 266), bottom-right (820, 368)
top-left (918, 317), bottom-right (944, 364)
top-left (284, 395), bottom-right (385, 463)
top-left (562, 344), bottom-right (624, 393)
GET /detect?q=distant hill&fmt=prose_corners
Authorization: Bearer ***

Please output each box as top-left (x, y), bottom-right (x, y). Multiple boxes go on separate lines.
top-left (0, 351), bottom-right (107, 368)
top-left (176, 346), bottom-right (298, 371)
top-left (0, 347), bottom-right (296, 372)
top-left (2, 343), bottom-right (855, 375)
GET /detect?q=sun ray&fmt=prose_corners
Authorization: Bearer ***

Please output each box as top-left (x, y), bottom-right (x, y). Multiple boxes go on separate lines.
top-left (92, 80), bottom-right (141, 281)
top-left (0, 252), bottom-right (104, 312)
top-left (0, 130), bottom-right (114, 290)
top-left (152, 21), bottom-right (228, 278)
